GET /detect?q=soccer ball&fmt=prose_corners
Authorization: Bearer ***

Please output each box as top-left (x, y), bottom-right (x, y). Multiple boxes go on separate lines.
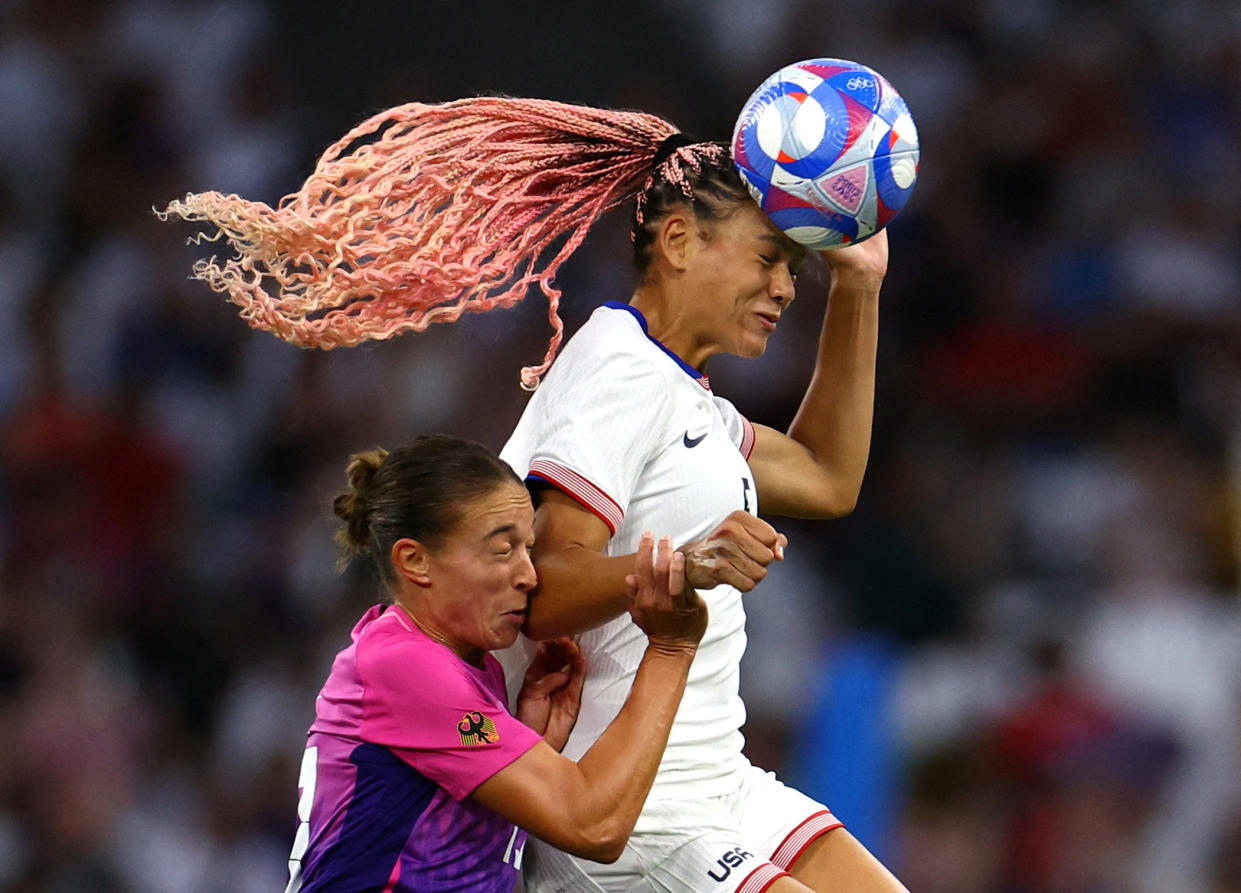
top-left (731, 58), bottom-right (919, 251)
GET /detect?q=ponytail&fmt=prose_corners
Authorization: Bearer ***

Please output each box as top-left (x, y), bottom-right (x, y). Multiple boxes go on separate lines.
top-left (161, 97), bottom-right (678, 388)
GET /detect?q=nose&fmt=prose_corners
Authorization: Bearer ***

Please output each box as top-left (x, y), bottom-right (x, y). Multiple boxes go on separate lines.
top-left (514, 549), bottom-right (537, 592)
top-left (770, 263), bottom-right (795, 306)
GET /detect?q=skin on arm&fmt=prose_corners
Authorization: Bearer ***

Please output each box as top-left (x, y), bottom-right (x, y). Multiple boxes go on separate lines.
top-left (748, 231), bottom-right (888, 519)
top-left (471, 534), bottom-right (707, 863)
top-left (519, 488), bottom-right (633, 639)
top-left (522, 489), bottom-right (786, 641)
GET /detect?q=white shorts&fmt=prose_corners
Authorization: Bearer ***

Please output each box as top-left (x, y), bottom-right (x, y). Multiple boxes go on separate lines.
top-left (523, 763), bottom-right (844, 893)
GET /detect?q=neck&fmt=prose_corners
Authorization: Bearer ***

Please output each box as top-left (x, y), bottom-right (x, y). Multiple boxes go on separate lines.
top-left (394, 599), bottom-right (485, 668)
top-left (629, 285), bottom-right (717, 370)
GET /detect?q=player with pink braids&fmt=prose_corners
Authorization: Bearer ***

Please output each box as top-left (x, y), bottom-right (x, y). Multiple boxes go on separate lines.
top-left (496, 129), bottom-right (906, 893)
top-left (161, 97), bottom-right (679, 388)
top-left (165, 96), bottom-right (907, 892)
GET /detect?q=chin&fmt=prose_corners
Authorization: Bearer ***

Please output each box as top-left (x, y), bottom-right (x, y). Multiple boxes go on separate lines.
top-left (493, 629), bottom-right (522, 652)
top-left (740, 339), bottom-right (770, 359)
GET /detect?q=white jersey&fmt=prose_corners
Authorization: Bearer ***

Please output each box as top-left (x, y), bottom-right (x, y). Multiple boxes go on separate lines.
top-left (499, 301), bottom-right (758, 797)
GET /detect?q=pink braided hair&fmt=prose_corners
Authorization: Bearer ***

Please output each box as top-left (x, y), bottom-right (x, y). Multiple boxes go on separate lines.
top-left (159, 97), bottom-right (690, 389)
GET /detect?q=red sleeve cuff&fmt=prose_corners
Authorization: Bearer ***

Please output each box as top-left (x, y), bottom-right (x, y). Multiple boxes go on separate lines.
top-left (526, 459), bottom-right (623, 535)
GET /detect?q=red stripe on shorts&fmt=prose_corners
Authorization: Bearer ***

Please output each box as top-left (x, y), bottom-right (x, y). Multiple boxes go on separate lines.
top-left (770, 809), bottom-right (845, 870)
top-left (734, 862), bottom-right (789, 893)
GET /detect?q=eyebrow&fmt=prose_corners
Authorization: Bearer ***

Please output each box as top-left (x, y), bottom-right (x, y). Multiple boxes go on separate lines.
top-left (485, 523), bottom-right (518, 540)
top-left (758, 233), bottom-right (808, 271)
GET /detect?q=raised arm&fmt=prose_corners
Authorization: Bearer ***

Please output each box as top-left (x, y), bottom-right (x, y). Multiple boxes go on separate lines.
top-left (522, 489), bottom-right (786, 641)
top-left (747, 231), bottom-right (888, 518)
top-left (472, 534), bottom-right (707, 862)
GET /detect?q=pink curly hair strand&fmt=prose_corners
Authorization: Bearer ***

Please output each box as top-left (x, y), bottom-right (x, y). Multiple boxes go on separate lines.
top-left (159, 97), bottom-right (679, 388)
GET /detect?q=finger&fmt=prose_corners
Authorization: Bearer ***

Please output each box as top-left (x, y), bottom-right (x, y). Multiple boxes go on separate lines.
top-left (719, 538), bottom-right (774, 573)
top-left (668, 549), bottom-right (684, 599)
top-left (539, 667), bottom-right (573, 690)
top-left (524, 666), bottom-right (571, 697)
top-left (635, 531), bottom-right (655, 594)
top-left (707, 516), bottom-right (781, 567)
top-left (653, 535), bottom-right (674, 604)
top-left (540, 637), bottom-right (575, 669)
top-left (552, 637), bottom-right (581, 662)
top-left (728, 511), bottom-right (784, 548)
top-left (708, 563), bottom-right (762, 593)
top-left (546, 638), bottom-right (585, 680)
top-left (640, 535), bottom-right (672, 614)
top-left (727, 530), bottom-right (782, 567)
top-left (568, 643), bottom-right (586, 676)
top-left (523, 642), bottom-right (552, 682)
top-left (670, 550), bottom-right (697, 610)
top-left (774, 533), bottom-right (787, 561)
top-left (699, 546), bottom-right (769, 583)
top-left (564, 651), bottom-right (586, 700)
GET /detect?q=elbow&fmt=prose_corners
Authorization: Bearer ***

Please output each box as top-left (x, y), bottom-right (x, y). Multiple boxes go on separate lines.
top-left (793, 465), bottom-right (864, 519)
top-left (595, 843), bottom-right (627, 865)
top-left (564, 818), bottom-right (630, 864)
top-left (822, 491), bottom-right (858, 519)
top-left (818, 469), bottom-right (867, 518)
top-left (803, 484), bottom-right (859, 520)
top-left (579, 839), bottom-right (626, 865)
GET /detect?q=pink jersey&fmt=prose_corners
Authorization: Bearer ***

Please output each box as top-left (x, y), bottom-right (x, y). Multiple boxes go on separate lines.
top-left (287, 604), bottom-right (542, 893)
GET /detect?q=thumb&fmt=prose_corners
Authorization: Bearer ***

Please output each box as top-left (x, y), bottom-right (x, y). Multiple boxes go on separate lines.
top-left (537, 665), bottom-right (574, 691)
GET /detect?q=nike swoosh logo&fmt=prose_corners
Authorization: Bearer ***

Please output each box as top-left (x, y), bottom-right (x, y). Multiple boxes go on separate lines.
top-left (683, 431), bottom-right (707, 448)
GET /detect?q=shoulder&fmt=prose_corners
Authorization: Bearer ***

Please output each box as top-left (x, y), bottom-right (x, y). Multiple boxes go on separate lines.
top-left (355, 610), bottom-right (463, 692)
top-left (543, 305), bottom-right (670, 390)
top-left (569, 304), bottom-right (649, 351)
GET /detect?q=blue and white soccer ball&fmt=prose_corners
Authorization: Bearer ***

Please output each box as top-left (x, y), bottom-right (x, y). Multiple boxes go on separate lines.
top-left (731, 58), bottom-right (920, 251)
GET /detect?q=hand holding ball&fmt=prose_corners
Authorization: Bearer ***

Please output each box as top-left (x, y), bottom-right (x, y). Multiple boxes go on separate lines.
top-left (731, 58), bottom-right (919, 251)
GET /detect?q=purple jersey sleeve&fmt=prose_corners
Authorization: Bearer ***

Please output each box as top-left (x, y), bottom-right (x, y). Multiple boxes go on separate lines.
top-left (356, 609), bottom-right (542, 799)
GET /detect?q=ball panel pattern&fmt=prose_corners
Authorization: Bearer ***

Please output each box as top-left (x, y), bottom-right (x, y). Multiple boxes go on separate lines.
top-left (731, 58), bottom-right (919, 250)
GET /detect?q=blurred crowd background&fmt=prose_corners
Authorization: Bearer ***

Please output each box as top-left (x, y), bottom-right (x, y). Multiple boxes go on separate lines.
top-left (2, 0), bottom-right (1240, 890)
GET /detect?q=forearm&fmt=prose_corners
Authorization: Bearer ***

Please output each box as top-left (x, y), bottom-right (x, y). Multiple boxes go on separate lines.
top-left (477, 640), bottom-right (695, 861)
top-left (786, 271), bottom-right (880, 503)
top-left (525, 546), bottom-right (635, 639)
top-left (477, 533), bottom-right (705, 862)
top-left (567, 644), bottom-right (694, 854)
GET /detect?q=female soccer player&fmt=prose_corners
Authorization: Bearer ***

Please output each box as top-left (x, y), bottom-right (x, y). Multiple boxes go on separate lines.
top-left (288, 433), bottom-right (706, 893)
top-left (498, 148), bottom-right (904, 893)
top-left (164, 97), bottom-right (907, 892)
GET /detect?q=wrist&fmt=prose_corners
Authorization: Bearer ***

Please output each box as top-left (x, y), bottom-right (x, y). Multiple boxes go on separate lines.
top-left (643, 639), bottom-right (698, 661)
top-left (827, 267), bottom-right (884, 296)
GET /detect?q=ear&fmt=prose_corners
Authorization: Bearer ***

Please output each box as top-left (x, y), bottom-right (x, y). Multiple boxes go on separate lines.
top-left (391, 538), bottom-right (433, 588)
top-left (655, 209), bottom-right (698, 273)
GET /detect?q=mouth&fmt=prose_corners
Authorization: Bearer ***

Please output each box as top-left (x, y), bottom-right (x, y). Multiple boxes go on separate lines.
top-left (756, 311), bottom-right (779, 332)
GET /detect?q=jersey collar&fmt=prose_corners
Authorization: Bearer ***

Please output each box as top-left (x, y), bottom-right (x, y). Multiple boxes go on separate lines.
top-left (603, 301), bottom-right (711, 391)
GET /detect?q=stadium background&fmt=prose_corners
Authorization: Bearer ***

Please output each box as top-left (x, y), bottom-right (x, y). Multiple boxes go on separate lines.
top-left (1, 0), bottom-right (1239, 890)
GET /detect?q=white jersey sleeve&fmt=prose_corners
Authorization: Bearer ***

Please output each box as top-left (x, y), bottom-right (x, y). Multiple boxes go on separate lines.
top-left (711, 395), bottom-right (757, 460)
top-left (504, 337), bottom-right (675, 535)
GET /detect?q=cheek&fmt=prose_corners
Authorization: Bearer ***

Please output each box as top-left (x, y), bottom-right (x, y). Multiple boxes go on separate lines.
top-left (450, 572), bottom-right (496, 620)
top-left (731, 267), bottom-right (768, 299)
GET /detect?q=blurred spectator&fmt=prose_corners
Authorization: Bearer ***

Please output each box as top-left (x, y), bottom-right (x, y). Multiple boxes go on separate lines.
top-left (0, 1), bottom-right (1238, 890)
